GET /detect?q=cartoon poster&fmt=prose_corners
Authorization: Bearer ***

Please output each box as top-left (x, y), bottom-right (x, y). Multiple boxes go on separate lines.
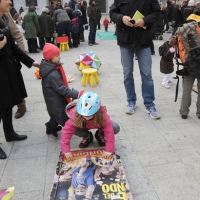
top-left (50, 148), bottom-right (133, 200)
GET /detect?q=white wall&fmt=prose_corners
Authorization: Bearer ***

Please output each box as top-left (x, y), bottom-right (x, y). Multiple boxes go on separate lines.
top-left (13, 0), bottom-right (115, 15)
top-left (14, 0), bottom-right (49, 15)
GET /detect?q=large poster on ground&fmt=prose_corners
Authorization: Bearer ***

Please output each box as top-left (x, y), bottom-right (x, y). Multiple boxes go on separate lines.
top-left (50, 148), bottom-right (133, 200)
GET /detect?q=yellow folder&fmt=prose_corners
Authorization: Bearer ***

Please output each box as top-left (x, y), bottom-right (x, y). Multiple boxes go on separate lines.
top-left (132, 10), bottom-right (146, 29)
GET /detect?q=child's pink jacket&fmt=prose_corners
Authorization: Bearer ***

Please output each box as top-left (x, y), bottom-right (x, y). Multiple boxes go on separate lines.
top-left (61, 106), bottom-right (115, 153)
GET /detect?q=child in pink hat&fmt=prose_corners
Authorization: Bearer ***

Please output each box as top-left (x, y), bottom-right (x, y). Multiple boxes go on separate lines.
top-left (40, 43), bottom-right (83, 137)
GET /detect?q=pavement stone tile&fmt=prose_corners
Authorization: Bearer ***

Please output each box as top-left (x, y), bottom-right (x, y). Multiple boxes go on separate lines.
top-left (0, 157), bottom-right (46, 193)
top-left (160, 130), bottom-right (194, 150)
top-left (13, 190), bottom-right (44, 200)
top-left (120, 152), bottom-right (154, 194)
top-left (133, 192), bottom-right (159, 200)
top-left (136, 146), bottom-right (180, 167)
top-left (184, 160), bottom-right (200, 184)
top-left (9, 143), bottom-right (47, 159)
top-left (145, 162), bottom-right (200, 200)
top-left (176, 148), bottom-right (200, 163)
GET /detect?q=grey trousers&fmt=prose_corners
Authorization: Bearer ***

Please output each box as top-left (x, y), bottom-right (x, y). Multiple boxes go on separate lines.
top-left (179, 75), bottom-right (200, 117)
top-left (74, 120), bottom-right (120, 138)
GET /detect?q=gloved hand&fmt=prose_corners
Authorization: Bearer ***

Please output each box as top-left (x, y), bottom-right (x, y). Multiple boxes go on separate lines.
top-left (169, 47), bottom-right (175, 53)
top-left (78, 90), bottom-right (84, 98)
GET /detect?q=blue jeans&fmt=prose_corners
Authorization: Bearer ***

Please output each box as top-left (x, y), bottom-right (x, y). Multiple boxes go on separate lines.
top-left (88, 25), bottom-right (97, 44)
top-left (120, 46), bottom-right (155, 108)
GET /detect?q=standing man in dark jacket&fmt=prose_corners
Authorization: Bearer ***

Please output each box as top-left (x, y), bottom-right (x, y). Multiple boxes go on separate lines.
top-left (109, 0), bottom-right (161, 119)
top-left (87, 0), bottom-right (98, 46)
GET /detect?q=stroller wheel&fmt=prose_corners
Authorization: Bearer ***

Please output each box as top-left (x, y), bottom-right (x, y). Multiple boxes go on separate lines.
top-left (158, 35), bottom-right (163, 40)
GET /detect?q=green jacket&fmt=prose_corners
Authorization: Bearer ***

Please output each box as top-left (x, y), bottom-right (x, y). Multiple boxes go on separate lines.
top-left (22, 11), bottom-right (40, 39)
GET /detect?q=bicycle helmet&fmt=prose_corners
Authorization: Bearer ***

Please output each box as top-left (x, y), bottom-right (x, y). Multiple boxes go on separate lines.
top-left (76, 92), bottom-right (101, 116)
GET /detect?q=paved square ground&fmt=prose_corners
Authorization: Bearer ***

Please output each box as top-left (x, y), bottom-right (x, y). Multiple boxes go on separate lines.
top-left (1, 23), bottom-right (200, 200)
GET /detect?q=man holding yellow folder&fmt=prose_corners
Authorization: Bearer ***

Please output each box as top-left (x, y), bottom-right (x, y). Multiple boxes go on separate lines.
top-left (109, 0), bottom-right (161, 119)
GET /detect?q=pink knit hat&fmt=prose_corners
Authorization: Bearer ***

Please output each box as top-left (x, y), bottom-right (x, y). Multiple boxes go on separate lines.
top-left (43, 43), bottom-right (60, 60)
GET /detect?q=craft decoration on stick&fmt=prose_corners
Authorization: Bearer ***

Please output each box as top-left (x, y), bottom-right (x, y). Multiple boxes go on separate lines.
top-left (67, 74), bottom-right (76, 83)
top-left (75, 51), bottom-right (101, 71)
top-left (0, 187), bottom-right (15, 200)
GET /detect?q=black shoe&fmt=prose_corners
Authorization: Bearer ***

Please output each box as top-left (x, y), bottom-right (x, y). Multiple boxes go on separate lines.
top-left (45, 122), bottom-right (58, 137)
top-left (95, 130), bottom-right (105, 147)
top-left (93, 42), bottom-right (99, 45)
top-left (79, 132), bottom-right (93, 148)
top-left (151, 52), bottom-right (155, 55)
top-left (5, 132), bottom-right (27, 142)
top-left (0, 147), bottom-right (7, 159)
top-left (32, 50), bottom-right (40, 53)
top-left (46, 125), bottom-right (62, 135)
top-left (182, 115), bottom-right (187, 119)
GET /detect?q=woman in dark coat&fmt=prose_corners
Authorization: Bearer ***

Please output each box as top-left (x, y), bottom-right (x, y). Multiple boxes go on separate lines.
top-left (0, 0), bottom-right (40, 159)
top-left (38, 7), bottom-right (53, 49)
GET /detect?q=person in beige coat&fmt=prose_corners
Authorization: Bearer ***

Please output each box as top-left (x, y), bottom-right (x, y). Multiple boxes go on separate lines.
top-left (5, 11), bottom-right (27, 119)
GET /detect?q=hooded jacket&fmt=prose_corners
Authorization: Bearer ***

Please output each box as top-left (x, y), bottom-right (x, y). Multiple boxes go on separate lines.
top-left (39, 59), bottom-right (79, 126)
top-left (61, 106), bottom-right (115, 153)
top-left (159, 41), bottom-right (174, 74)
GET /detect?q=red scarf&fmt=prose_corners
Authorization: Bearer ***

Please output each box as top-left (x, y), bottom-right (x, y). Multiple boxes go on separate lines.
top-left (56, 65), bottom-right (72, 103)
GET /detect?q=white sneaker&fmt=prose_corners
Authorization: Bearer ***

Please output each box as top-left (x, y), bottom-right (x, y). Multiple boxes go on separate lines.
top-left (162, 84), bottom-right (170, 89)
top-left (125, 103), bottom-right (136, 115)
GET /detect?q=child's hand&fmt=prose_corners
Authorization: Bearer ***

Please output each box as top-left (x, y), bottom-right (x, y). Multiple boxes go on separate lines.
top-left (169, 47), bottom-right (175, 53)
top-left (102, 151), bottom-right (112, 159)
top-left (64, 152), bottom-right (73, 160)
top-left (78, 90), bottom-right (84, 98)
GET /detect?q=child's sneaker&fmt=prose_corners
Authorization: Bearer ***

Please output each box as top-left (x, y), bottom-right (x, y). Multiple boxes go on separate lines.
top-left (145, 106), bottom-right (161, 119)
top-left (162, 83), bottom-right (170, 89)
top-left (95, 130), bottom-right (105, 146)
top-left (125, 103), bottom-right (136, 115)
top-left (79, 131), bottom-right (93, 148)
